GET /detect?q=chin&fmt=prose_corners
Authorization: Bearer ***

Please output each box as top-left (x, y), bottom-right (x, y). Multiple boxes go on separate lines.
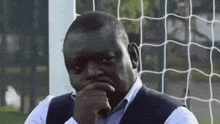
top-left (107, 91), bottom-right (125, 104)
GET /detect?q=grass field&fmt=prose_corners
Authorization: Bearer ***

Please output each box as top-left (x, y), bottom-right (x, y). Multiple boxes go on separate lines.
top-left (0, 106), bottom-right (27, 124)
top-left (199, 118), bottom-right (220, 124)
top-left (0, 95), bottom-right (46, 124)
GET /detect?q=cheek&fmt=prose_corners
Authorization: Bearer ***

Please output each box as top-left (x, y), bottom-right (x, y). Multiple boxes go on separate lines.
top-left (120, 56), bottom-right (135, 88)
top-left (69, 73), bottom-right (81, 91)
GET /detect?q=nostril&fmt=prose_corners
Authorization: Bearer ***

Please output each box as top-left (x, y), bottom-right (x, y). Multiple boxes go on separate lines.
top-left (88, 68), bottom-right (94, 74)
top-left (88, 67), bottom-right (103, 75)
top-left (86, 61), bottom-right (103, 75)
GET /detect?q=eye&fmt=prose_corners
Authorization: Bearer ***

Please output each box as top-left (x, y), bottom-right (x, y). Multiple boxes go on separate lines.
top-left (74, 65), bottom-right (82, 71)
top-left (70, 65), bottom-right (83, 74)
top-left (65, 57), bottom-right (88, 74)
top-left (101, 57), bottom-right (116, 65)
top-left (66, 63), bottom-right (84, 74)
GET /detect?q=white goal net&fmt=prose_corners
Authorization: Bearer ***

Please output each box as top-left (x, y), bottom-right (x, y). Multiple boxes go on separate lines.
top-left (74, 0), bottom-right (220, 123)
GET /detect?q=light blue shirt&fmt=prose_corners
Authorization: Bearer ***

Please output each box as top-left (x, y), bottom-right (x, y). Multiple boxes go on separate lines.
top-left (25, 78), bottom-right (199, 124)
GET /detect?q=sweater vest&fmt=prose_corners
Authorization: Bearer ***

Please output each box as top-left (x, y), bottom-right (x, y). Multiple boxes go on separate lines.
top-left (46, 85), bottom-right (185, 124)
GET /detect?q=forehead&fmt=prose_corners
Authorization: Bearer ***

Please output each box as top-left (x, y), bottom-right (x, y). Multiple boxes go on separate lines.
top-left (63, 26), bottom-right (124, 58)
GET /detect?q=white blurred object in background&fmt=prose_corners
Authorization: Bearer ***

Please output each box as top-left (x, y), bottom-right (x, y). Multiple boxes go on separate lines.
top-left (5, 85), bottom-right (21, 108)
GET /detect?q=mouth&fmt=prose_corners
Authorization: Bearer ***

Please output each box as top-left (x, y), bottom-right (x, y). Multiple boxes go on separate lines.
top-left (93, 79), bottom-right (111, 83)
top-left (87, 77), bottom-right (116, 91)
top-left (91, 78), bottom-right (114, 86)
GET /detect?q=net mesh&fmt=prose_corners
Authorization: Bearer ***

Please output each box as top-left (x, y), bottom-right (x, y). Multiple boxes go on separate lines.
top-left (75, 0), bottom-right (220, 123)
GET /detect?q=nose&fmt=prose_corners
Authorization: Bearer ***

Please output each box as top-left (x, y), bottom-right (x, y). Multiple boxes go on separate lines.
top-left (86, 61), bottom-right (103, 76)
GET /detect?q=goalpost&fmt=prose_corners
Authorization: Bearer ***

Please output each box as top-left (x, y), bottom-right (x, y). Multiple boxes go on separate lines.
top-left (49, 0), bottom-right (220, 123)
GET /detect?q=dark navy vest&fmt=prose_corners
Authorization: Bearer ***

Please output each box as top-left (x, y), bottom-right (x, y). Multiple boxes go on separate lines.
top-left (46, 85), bottom-right (185, 124)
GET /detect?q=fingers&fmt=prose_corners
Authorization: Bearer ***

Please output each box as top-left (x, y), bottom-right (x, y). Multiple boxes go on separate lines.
top-left (76, 90), bottom-right (111, 110)
top-left (74, 83), bottom-right (115, 123)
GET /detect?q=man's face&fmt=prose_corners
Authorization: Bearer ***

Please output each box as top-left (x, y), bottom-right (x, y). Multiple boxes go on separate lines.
top-left (63, 26), bottom-right (137, 106)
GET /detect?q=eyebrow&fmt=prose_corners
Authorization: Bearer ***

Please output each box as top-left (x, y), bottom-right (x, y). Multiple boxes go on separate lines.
top-left (66, 49), bottom-right (121, 62)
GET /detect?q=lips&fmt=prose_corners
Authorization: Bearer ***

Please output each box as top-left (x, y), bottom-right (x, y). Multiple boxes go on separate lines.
top-left (90, 78), bottom-right (115, 88)
top-left (92, 79), bottom-right (111, 83)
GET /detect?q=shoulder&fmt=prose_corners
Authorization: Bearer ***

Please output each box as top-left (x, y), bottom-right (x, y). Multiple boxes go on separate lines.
top-left (165, 106), bottom-right (199, 124)
top-left (49, 93), bottom-right (73, 105)
top-left (46, 93), bottom-right (75, 124)
top-left (25, 95), bottom-right (55, 124)
top-left (138, 86), bottom-right (185, 108)
top-left (47, 92), bottom-right (74, 114)
top-left (139, 86), bottom-right (198, 123)
top-left (120, 86), bottom-right (186, 123)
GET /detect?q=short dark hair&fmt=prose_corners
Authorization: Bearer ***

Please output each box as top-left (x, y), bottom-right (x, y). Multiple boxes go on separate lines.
top-left (64, 11), bottom-right (129, 46)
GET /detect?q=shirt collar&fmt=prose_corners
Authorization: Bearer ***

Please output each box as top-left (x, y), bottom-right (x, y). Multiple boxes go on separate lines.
top-left (112, 77), bottom-right (142, 113)
top-left (124, 77), bottom-right (142, 104)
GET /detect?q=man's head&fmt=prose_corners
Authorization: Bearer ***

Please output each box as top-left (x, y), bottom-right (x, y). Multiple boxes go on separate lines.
top-left (63, 11), bottom-right (139, 108)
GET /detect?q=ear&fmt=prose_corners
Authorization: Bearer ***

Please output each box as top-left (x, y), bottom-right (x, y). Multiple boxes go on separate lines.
top-left (128, 43), bottom-right (139, 69)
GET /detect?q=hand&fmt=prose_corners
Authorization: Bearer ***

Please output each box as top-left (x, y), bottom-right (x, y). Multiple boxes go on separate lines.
top-left (73, 83), bottom-right (115, 124)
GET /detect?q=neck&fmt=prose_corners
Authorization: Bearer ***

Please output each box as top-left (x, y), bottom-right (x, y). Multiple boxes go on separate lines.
top-left (107, 92), bottom-right (126, 111)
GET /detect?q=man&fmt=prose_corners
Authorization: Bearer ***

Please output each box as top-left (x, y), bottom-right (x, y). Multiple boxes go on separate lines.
top-left (25, 11), bottom-right (199, 124)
